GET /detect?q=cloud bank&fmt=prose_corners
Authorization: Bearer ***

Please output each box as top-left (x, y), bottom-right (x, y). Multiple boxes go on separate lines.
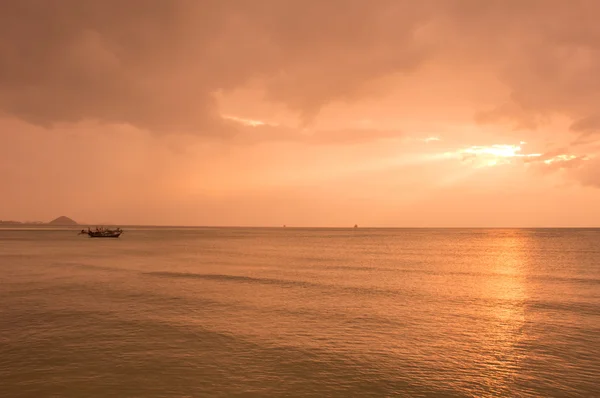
top-left (2, 0), bottom-right (600, 137)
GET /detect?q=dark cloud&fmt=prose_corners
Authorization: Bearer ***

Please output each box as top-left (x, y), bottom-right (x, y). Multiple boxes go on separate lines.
top-left (524, 148), bottom-right (599, 189)
top-left (459, 0), bottom-right (600, 131)
top-left (0, 0), bottom-right (432, 132)
top-left (0, 0), bottom-right (233, 131)
top-left (570, 115), bottom-right (600, 134)
top-left (1, 0), bottom-right (600, 137)
top-left (535, 154), bottom-right (600, 189)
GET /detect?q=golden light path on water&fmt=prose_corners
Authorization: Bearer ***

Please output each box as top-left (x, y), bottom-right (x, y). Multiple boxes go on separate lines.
top-left (477, 231), bottom-right (529, 397)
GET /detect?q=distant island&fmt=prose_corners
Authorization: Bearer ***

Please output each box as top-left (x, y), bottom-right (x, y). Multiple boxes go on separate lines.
top-left (48, 216), bottom-right (78, 226)
top-left (0, 216), bottom-right (78, 226)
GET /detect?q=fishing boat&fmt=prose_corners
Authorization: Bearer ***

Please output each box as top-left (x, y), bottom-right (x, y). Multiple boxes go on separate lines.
top-left (80, 227), bottom-right (123, 238)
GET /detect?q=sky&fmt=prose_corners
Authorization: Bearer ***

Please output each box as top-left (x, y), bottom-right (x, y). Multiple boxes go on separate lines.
top-left (2, 0), bottom-right (600, 227)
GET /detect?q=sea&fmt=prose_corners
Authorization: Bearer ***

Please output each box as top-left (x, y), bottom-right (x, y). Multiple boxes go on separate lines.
top-left (1, 227), bottom-right (599, 397)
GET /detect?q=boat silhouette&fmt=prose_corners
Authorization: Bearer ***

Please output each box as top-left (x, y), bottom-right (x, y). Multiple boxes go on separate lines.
top-left (80, 227), bottom-right (123, 238)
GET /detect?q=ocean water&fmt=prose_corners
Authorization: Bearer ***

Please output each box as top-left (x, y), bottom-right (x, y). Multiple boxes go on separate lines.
top-left (1, 227), bottom-right (599, 397)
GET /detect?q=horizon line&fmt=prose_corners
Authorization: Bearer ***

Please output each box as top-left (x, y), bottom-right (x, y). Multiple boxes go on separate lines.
top-left (2, 222), bottom-right (600, 229)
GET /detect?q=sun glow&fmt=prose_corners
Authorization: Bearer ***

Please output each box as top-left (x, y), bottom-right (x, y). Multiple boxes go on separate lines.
top-left (460, 144), bottom-right (541, 158)
top-left (444, 143), bottom-right (542, 167)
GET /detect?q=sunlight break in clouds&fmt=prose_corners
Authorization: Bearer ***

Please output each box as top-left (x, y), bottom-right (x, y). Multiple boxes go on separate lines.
top-left (460, 144), bottom-right (541, 159)
top-left (443, 143), bottom-right (542, 168)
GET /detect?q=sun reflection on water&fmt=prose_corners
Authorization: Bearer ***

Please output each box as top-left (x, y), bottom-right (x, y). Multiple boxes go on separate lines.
top-left (476, 230), bottom-right (531, 396)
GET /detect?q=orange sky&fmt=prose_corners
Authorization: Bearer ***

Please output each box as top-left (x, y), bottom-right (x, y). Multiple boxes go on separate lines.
top-left (2, 0), bottom-right (600, 227)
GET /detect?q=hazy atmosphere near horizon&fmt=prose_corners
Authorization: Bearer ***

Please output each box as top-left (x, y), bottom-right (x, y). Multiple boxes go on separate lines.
top-left (2, 0), bottom-right (600, 227)
top-left (2, 1), bottom-right (600, 398)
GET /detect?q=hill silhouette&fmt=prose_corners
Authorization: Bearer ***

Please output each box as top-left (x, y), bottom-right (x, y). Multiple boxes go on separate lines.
top-left (48, 216), bottom-right (78, 225)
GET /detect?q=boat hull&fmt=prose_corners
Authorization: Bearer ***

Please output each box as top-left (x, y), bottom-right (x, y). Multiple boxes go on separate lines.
top-left (88, 232), bottom-right (122, 238)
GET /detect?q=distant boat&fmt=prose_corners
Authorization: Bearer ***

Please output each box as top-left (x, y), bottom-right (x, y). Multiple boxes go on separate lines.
top-left (354, 224), bottom-right (358, 228)
top-left (80, 227), bottom-right (123, 238)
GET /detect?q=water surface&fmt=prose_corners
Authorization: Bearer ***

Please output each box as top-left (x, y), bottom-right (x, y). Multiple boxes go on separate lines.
top-left (1, 227), bottom-right (599, 397)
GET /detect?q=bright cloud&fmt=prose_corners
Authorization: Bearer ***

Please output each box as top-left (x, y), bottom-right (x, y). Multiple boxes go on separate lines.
top-left (223, 115), bottom-right (268, 127)
top-left (543, 154), bottom-right (583, 165)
